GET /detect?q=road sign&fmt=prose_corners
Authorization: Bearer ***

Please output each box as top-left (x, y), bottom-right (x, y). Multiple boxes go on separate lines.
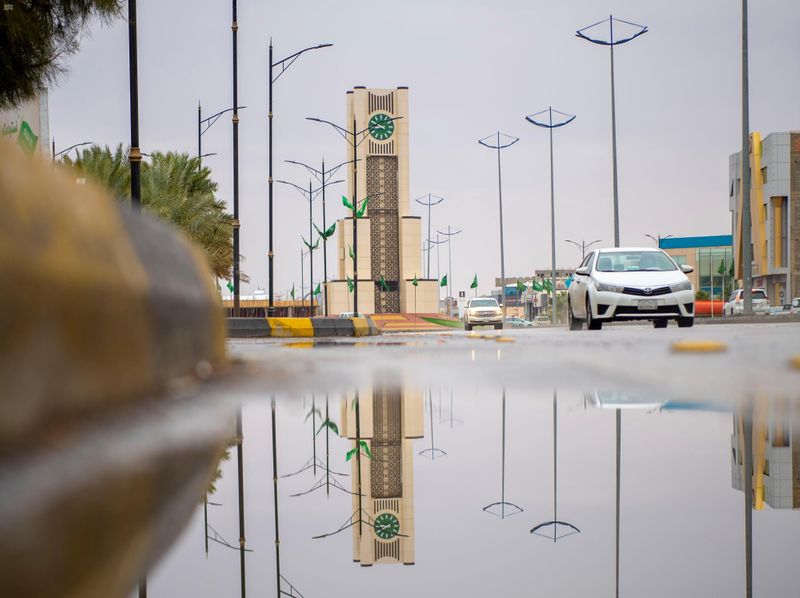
top-left (459, 291), bottom-right (465, 298)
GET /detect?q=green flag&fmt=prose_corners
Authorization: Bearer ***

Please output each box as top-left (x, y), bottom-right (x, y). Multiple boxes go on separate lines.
top-left (717, 258), bottom-right (727, 276)
top-left (356, 197), bottom-right (369, 218)
top-left (440, 274), bottom-right (448, 287)
top-left (516, 280), bottom-right (526, 293)
top-left (313, 283), bottom-right (321, 296)
top-left (347, 275), bottom-right (354, 292)
top-left (542, 279), bottom-right (553, 293)
top-left (470, 274), bottom-right (478, 289)
top-left (379, 276), bottom-right (390, 291)
top-left (290, 284), bottom-right (295, 300)
top-left (412, 276), bottom-right (419, 287)
top-left (532, 280), bottom-right (543, 292)
top-left (226, 280), bottom-right (234, 293)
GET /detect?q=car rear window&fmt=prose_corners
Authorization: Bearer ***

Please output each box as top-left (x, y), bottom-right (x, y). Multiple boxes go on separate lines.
top-left (753, 290), bottom-right (767, 300)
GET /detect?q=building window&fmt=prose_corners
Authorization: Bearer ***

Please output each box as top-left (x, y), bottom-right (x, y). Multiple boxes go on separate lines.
top-left (761, 166), bottom-right (768, 184)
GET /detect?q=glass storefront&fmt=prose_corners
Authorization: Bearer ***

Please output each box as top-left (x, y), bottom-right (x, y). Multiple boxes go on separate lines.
top-left (697, 247), bottom-right (734, 300)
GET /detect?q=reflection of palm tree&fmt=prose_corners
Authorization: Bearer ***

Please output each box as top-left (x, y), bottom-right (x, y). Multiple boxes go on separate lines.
top-left (483, 389), bottom-right (523, 519)
top-left (530, 390), bottom-right (580, 541)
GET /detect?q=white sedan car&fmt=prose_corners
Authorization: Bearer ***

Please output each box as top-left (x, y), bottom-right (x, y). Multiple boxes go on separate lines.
top-left (567, 248), bottom-right (695, 330)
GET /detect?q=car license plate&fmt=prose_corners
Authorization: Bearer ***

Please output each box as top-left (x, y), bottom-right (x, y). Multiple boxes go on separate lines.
top-left (638, 299), bottom-right (657, 310)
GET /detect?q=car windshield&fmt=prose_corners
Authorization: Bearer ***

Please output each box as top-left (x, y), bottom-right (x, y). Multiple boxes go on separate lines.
top-left (470, 299), bottom-right (498, 308)
top-left (595, 251), bottom-right (677, 272)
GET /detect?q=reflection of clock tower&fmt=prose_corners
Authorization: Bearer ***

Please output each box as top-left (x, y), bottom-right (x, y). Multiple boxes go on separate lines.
top-left (340, 385), bottom-right (423, 565)
top-left (327, 87), bottom-right (439, 315)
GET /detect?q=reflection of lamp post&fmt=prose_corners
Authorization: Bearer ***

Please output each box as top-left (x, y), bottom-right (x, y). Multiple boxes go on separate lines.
top-left (479, 132), bottom-right (519, 324)
top-left (419, 389), bottom-right (446, 460)
top-left (415, 194), bottom-right (445, 278)
top-left (307, 115), bottom-right (402, 315)
top-left (235, 405), bottom-right (246, 598)
top-left (615, 408), bottom-right (621, 598)
top-left (526, 107), bottom-right (576, 326)
top-left (530, 390), bottom-right (580, 542)
top-left (268, 41), bottom-right (332, 316)
top-left (482, 390), bottom-right (523, 519)
top-left (565, 238), bottom-right (602, 261)
top-left (739, 403), bottom-right (754, 598)
top-left (287, 159), bottom-right (355, 315)
top-left (577, 16), bottom-right (648, 247)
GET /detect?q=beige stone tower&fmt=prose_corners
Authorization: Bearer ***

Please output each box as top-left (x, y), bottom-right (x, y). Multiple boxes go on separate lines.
top-left (326, 87), bottom-right (439, 315)
top-left (340, 385), bottom-right (423, 565)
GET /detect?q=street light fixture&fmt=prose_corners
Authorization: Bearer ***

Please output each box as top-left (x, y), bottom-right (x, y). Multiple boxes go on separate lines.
top-left (526, 106), bottom-right (576, 326)
top-left (415, 194), bottom-right (445, 278)
top-left (276, 177), bottom-right (344, 316)
top-left (268, 41), bottom-right (332, 316)
top-left (479, 132), bottom-right (519, 324)
top-left (198, 102), bottom-right (246, 170)
top-left (307, 115), bottom-right (403, 315)
top-left (52, 140), bottom-right (94, 161)
top-left (286, 158), bottom-right (356, 315)
top-left (644, 233), bottom-right (673, 248)
top-left (577, 15), bottom-right (648, 247)
top-left (565, 238), bottom-right (602, 260)
top-left (437, 225), bottom-right (462, 315)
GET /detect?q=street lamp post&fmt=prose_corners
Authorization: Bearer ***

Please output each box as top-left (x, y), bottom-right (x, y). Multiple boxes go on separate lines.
top-left (644, 233), bottom-right (673, 248)
top-left (577, 16), bottom-right (647, 247)
top-left (740, 0), bottom-right (753, 315)
top-left (52, 140), bottom-right (94, 161)
top-left (286, 159), bottom-right (355, 315)
top-left (268, 41), bottom-right (332, 317)
top-left (307, 115), bottom-right (402, 315)
top-left (128, 0), bottom-right (141, 212)
top-left (197, 102), bottom-right (246, 170)
top-left (565, 238), bottom-right (602, 260)
top-left (415, 194), bottom-right (445, 278)
top-left (479, 132), bottom-right (519, 324)
top-left (526, 107), bottom-right (576, 326)
top-left (437, 225), bottom-right (462, 316)
top-left (231, 0), bottom-right (241, 317)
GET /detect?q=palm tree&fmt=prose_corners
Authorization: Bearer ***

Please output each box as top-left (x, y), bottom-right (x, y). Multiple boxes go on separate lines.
top-left (63, 145), bottom-right (234, 280)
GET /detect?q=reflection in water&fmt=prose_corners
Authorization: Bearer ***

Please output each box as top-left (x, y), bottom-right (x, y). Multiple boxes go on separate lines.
top-left (482, 390), bottom-right (524, 519)
top-left (235, 406), bottom-right (247, 598)
top-left (530, 390), bottom-right (580, 542)
top-left (327, 385), bottom-right (423, 566)
top-left (419, 389), bottom-right (446, 460)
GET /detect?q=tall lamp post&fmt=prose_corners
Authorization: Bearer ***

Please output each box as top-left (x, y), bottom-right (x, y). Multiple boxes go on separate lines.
top-left (276, 177), bottom-right (344, 316)
top-left (437, 225), bottom-right (462, 315)
top-left (307, 115), bottom-right (402, 315)
top-left (565, 238), bottom-right (602, 260)
top-left (526, 107), bottom-right (576, 326)
top-left (230, 0), bottom-right (242, 317)
top-left (286, 158), bottom-right (355, 315)
top-left (198, 102), bottom-right (246, 169)
top-left (479, 132), bottom-right (519, 324)
top-left (415, 194), bottom-right (445, 278)
top-left (577, 16), bottom-right (647, 247)
top-left (740, 0), bottom-right (753, 315)
top-left (268, 41), bottom-right (332, 317)
top-left (128, 0), bottom-right (141, 212)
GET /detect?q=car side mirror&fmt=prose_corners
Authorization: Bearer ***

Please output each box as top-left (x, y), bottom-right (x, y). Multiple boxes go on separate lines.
top-left (680, 264), bottom-right (694, 274)
top-left (575, 267), bottom-right (589, 276)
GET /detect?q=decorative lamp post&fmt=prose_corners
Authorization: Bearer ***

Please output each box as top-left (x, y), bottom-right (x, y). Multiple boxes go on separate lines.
top-left (525, 107), bottom-right (576, 326)
top-left (415, 193), bottom-right (445, 278)
top-left (565, 238), bottom-right (602, 261)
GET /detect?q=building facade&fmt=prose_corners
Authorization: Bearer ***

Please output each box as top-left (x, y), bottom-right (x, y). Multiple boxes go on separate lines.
top-left (660, 235), bottom-right (733, 300)
top-left (327, 87), bottom-right (438, 315)
top-left (340, 385), bottom-right (423, 565)
top-left (731, 397), bottom-right (800, 510)
top-left (729, 132), bottom-right (800, 306)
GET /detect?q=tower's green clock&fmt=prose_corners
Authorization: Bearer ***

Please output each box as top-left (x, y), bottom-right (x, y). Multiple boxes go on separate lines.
top-left (368, 113), bottom-right (394, 141)
top-left (373, 512), bottom-right (400, 539)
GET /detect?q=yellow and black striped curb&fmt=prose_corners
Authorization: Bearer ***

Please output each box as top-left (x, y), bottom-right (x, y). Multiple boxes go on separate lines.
top-left (227, 316), bottom-right (380, 338)
top-left (0, 140), bottom-right (226, 451)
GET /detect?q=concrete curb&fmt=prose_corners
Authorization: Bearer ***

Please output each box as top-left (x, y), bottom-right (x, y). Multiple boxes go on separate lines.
top-left (226, 316), bottom-right (381, 338)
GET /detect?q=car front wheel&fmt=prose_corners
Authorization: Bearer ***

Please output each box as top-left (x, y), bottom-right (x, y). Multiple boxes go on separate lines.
top-left (586, 295), bottom-right (602, 330)
top-left (568, 299), bottom-right (583, 331)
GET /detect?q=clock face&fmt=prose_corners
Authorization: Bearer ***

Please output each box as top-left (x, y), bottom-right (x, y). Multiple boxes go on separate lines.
top-left (368, 113), bottom-right (394, 141)
top-left (373, 512), bottom-right (400, 540)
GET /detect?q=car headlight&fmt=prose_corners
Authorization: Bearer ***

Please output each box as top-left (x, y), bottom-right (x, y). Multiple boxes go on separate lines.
top-left (670, 280), bottom-right (692, 292)
top-left (596, 282), bottom-right (624, 293)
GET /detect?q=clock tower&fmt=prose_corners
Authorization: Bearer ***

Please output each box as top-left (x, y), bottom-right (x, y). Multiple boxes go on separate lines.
top-left (327, 87), bottom-right (439, 315)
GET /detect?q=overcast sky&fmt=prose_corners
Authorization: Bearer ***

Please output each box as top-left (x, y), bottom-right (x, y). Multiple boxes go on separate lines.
top-left (50, 0), bottom-right (800, 297)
